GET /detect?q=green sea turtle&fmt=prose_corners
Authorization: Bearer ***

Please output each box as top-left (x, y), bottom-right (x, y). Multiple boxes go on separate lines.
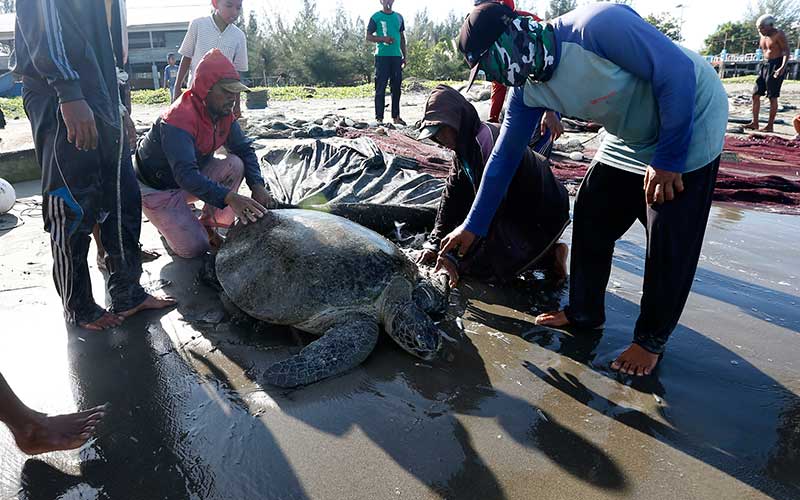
top-left (215, 209), bottom-right (447, 387)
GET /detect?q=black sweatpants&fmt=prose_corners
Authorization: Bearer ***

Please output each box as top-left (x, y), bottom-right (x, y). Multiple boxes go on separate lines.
top-left (24, 89), bottom-right (147, 325)
top-left (375, 56), bottom-right (402, 121)
top-left (565, 159), bottom-right (720, 354)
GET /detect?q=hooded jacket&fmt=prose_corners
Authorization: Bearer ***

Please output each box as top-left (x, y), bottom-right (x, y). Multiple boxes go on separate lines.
top-left (421, 85), bottom-right (567, 250)
top-left (135, 49), bottom-right (264, 208)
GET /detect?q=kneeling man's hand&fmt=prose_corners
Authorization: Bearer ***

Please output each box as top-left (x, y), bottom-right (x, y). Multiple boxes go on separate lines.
top-left (644, 166), bottom-right (684, 205)
top-left (225, 191), bottom-right (267, 225)
top-left (251, 185), bottom-right (275, 209)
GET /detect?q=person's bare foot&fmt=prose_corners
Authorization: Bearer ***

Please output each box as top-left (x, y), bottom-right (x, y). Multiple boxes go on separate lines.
top-left (79, 312), bottom-right (124, 331)
top-left (760, 125), bottom-right (774, 133)
top-left (9, 405), bottom-right (106, 455)
top-left (610, 343), bottom-right (660, 376)
top-left (551, 243), bottom-right (569, 281)
top-left (534, 310), bottom-right (570, 327)
top-left (744, 121), bottom-right (759, 130)
top-left (118, 294), bottom-right (177, 319)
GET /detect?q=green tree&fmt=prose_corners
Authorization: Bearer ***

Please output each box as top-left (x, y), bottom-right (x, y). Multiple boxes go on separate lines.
top-left (404, 39), bottom-right (433, 79)
top-left (644, 12), bottom-right (683, 42)
top-left (702, 20), bottom-right (758, 55)
top-left (545, 0), bottom-right (577, 19)
top-left (242, 11), bottom-right (272, 82)
top-left (428, 39), bottom-right (468, 80)
top-left (746, 0), bottom-right (800, 49)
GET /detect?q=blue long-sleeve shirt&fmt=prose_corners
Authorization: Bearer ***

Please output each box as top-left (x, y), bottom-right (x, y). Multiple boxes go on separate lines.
top-left (464, 3), bottom-right (728, 237)
top-left (135, 118), bottom-right (265, 208)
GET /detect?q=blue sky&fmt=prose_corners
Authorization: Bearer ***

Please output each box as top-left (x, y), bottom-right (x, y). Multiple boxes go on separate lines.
top-left (131, 0), bottom-right (766, 51)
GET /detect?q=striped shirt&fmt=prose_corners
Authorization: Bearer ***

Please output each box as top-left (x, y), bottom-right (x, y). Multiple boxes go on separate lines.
top-left (179, 15), bottom-right (248, 84)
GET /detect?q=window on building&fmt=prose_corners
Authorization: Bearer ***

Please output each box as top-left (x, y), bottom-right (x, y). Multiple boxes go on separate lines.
top-left (128, 32), bottom-right (152, 50)
top-left (151, 31), bottom-right (166, 48)
top-left (128, 31), bottom-right (167, 50)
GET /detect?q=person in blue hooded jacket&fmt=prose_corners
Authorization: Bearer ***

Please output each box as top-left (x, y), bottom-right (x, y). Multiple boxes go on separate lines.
top-left (443, 2), bottom-right (728, 377)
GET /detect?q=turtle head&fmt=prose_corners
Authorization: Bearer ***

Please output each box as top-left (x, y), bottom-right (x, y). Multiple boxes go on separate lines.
top-left (385, 301), bottom-right (442, 360)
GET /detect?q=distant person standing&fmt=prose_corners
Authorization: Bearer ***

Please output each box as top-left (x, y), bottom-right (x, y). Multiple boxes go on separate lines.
top-left (366, 0), bottom-right (407, 126)
top-left (746, 14), bottom-right (789, 133)
top-left (173, 0), bottom-right (248, 117)
top-left (163, 53), bottom-right (180, 101)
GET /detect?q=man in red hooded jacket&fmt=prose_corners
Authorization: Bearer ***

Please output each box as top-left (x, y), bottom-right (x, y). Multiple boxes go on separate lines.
top-left (135, 49), bottom-right (273, 259)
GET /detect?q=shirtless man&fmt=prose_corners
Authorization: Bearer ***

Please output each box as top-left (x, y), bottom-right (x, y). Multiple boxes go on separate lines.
top-left (746, 14), bottom-right (790, 133)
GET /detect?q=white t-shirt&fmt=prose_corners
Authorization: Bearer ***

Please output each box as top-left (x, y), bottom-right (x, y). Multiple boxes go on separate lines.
top-left (178, 16), bottom-right (248, 84)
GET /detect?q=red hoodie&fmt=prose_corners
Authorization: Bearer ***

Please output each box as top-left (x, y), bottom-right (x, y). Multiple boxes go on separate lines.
top-left (162, 49), bottom-right (238, 156)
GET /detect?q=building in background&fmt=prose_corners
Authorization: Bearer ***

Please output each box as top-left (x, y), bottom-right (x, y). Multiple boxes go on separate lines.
top-left (127, 4), bottom-right (209, 89)
top-left (0, 4), bottom-right (210, 91)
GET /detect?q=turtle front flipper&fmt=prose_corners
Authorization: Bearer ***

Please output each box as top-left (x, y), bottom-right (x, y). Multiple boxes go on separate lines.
top-left (264, 314), bottom-right (379, 388)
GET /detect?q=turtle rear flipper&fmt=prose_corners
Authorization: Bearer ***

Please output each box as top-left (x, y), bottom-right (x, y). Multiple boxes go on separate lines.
top-left (264, 314), bottom-right (379, 388)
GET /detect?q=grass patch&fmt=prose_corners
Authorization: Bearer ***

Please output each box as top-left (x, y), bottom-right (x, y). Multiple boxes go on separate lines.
top-left (0, 96), bottom-right (25, 121)
top-left (722, 75), bottom-right (758, 83)
top-left (127, 79), bottom-right (463, 106)
top-left (130, 87), bottom-right (172, 105)
top-left (722, 75), bottom-right (799, 84)
top-left (0, 80), bottom-right (467, 117)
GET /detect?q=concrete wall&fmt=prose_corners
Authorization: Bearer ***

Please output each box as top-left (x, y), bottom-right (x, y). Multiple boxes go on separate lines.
top-left (0, 149), bottom-right (40, 184)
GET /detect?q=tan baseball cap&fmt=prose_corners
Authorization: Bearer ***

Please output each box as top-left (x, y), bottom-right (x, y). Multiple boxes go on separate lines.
top-left (216, 78), bottom-right (251, 93)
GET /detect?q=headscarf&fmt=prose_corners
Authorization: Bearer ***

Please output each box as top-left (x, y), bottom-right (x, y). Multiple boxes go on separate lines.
top-left (479, 16), bottom-right (556, 87)
top-left (420, 85), bottom-right (486, 185)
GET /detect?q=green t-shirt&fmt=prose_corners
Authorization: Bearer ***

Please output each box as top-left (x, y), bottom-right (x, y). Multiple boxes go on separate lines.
top-left (368, 11), bottom-right (405, 58)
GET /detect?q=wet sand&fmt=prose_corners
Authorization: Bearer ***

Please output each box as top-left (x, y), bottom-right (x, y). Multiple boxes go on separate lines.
top-left (0, 179), bottom-right (798, 499)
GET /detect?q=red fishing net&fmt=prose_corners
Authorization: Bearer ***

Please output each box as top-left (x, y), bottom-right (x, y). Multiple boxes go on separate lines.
top-left (343, 129), bottom-right (800, 214)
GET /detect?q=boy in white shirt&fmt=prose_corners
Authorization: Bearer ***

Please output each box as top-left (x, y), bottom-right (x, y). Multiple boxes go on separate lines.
top-left (173, 0), bottom-right (248, 116)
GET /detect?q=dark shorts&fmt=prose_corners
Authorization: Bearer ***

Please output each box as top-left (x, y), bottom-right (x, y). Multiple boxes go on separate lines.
top-left (753, 58), bottom-right (786, 98)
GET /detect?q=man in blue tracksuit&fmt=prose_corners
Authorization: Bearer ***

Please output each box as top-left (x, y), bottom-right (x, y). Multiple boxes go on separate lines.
top-left (444, 3), bottom-right (728, 376)
top-left (13, 0), bottom-right (174, 330)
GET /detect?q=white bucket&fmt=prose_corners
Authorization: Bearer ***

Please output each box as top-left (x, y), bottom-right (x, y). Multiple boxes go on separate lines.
top-left (0, 178), bottom-right (16, 214)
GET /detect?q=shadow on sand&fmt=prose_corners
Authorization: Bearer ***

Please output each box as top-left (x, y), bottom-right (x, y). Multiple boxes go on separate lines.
top-left (461, 259), bottom-right (800, 500)
top-left (140, 256), bottom-right (630, 499)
